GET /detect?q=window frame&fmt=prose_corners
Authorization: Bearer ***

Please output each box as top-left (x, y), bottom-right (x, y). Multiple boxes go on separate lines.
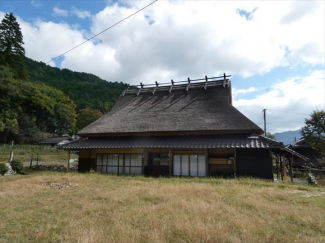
top-left (173, 154), bottom-right (206, 176)
top-left (96, 153), bottom-right (143, 175)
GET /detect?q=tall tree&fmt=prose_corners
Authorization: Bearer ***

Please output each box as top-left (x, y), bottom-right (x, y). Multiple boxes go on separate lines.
top-left (76, 108), bottom-right (103, 131)
top-left (0, 13), bottom-right (27, 80)
top-left (301, 110), bottom-right (325, 156)
top-left (265, 132), bottom-right (276, 140)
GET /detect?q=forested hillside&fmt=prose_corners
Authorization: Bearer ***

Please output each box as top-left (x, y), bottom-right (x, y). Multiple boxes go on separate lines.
top-left (0, 13), bottom-right (128, 143)
top-left (0, 67), bottom-right (76, 143)
top-left (26, 57), bottom-right (128, 113)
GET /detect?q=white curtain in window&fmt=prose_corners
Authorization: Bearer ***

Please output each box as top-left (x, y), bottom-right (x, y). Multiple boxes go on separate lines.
top-left (198, 155), bottom-right (206, 176)
top-left (112, 154), bottom-right (118, 166)
top-left (130, 167), bottom-right (142, 175)
top-left (107, 167), bottom-right (118, 174)
top-left (124, 154), bottom-right (130, 166)
top-left (173, 155), bottom-right (181, 176)
top-left (190, 155), bottom-right (198, 176)
top-left (181, 155), bottom-right (189, 176)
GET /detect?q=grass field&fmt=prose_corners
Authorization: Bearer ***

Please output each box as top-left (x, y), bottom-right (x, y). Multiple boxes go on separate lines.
top-left (0, 172), bottom-right (324, 243)
top-left (0, 145), bottom-right (78, 165)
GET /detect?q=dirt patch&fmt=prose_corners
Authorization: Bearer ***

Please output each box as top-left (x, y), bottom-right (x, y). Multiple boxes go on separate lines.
top-left (37, 182), bottom-right (78, 189)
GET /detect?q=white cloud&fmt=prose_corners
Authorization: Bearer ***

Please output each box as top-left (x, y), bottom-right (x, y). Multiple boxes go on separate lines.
top-left (233, 87), bottom-right (257, 97)
top-left (1, 1), bottom-right (324, 133)
top-left (53, 6), bottom-right (69, 17)
top-left (1, 1), bottom-right (324, 85)
top-left (19, 19), bottom-right (86, 65)
top-left (72, 7), bottom-right (91, 19)
top-left (281, 1), bottom-right (319, 24)
top-left (67, 0), bottom-right (322, 83)
top-left (31, 0), bottom-right (42, 8)
top-left (234, 70), bottom-right (325, 133)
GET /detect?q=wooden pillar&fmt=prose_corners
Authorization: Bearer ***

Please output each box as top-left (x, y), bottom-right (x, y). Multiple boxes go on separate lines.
top-left (205, 149), bottom-right (208, 176)
top-left (276, 156), bottom-right (279, 181)
top-left (270, 149), bottom-right (274, 180)
top-left (282, 154), bottom-right (287, 182)
top-left (290, 153), bottom-right (294, 183)
top-left (234, 148), bottom-right (237, 178)
top-left (279, 155), bottom-right (283, 181)
top-left (67, 150), bottom-right (70, 172)
top-left (169, 149), bottom-right (172, 176)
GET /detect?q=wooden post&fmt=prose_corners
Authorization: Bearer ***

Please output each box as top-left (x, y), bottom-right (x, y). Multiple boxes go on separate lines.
top-left (269, 149), bottom-right (274, 180)
top-left (169, 80), bottom-right (174, 93)
top-left (169, 149), bottom-right (172, 176)
top-left (137, 82), bottom-right (143, 96)
top-left (290, 153), bottom-right (293, 183)
top-left (67, 150), bottom-right (70, 172)
top-left (8, 151), bottom-right (14, 163)
top-left (205, 149), bottom-right (208, 176)
top-left (8, 140), bottom-right (14, 163)
top-left (142, 153), bottom-right (144, 175)
top-left (234, 148), bottom-right (237, 178)
top-left (204, 75), bottom-right (208, 90)
top-left (276, 156), bottom-right (279, 181)
top-left (282, 154), bottom-right (287, 182)
top-left (29, 152), bottom-right (33, 168)
top-left (279, 155), bottom-right (283, 181)
top-left (186, 78), bottom-right (191, 92)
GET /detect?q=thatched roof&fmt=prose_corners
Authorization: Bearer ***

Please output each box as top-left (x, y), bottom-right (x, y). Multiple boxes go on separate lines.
top-left (78, 80), bottom-right (263, 136)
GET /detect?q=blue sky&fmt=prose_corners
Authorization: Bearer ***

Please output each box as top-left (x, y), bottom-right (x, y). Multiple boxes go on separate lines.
top-left (0, 0), bottom-right (324, 135)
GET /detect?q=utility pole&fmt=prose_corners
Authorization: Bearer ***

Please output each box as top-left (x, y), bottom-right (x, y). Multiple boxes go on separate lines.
top-left (263, 109), bottom-right (266, 135)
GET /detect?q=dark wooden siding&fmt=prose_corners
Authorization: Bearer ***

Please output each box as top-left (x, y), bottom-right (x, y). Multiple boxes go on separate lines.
top-left (236, 149), bottom-right (273, 179)
top-left (144, 166), bottom-right (169, 177)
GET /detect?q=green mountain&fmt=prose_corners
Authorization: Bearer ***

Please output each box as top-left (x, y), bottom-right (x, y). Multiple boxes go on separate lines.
top-left (25, 57), bottom-right (128, 113)
top-left (273, 130), bottom-right (302, 145)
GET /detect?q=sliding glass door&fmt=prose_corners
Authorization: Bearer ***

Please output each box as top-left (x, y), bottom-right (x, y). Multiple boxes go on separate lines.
top-left (96, 153), bottom-right (143, 175)
top-left (173, 154), bottom-right (206, 176)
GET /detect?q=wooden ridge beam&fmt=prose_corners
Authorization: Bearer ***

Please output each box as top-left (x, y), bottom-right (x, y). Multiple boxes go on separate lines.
top-left (137, 82), bottom-right (143, 96)
top-left (169, 79), bottom-right (174, 93)
top-left (152, 81), bottom-right (158, 94)
top-left (186, 78), bottom-right (191, 92)
top-left (204, 75), bottom-right (208, 90)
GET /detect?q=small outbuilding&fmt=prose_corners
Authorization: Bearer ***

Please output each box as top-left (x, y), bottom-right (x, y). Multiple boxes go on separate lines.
top-left (288, 138), bottom-right (321, 168)
top-left (40, 136), bottom-right (72, 147)
top-left (61, 75), bottom-right (308, 179)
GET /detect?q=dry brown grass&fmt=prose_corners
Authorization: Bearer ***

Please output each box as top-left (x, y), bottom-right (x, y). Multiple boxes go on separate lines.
top-left (0, 172), bottom-right (324, 243)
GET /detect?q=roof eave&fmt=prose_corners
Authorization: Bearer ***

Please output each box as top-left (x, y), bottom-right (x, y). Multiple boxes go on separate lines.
top-left (78, 129), bottom-right (264, 137)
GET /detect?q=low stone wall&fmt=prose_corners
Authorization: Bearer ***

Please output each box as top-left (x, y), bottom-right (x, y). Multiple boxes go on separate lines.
top-left (32, 165), bottom-right (78, 171)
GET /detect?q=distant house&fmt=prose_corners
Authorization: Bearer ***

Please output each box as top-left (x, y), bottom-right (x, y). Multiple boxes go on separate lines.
top-left (288, 138), bottom-right (322, 168)
top-left (40, 136), bottom-right (72, 147)
top-left (61, 75), bottom-right (307, 179)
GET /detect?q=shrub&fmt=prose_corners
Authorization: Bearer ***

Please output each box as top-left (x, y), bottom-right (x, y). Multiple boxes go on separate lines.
top-left (0, 163), bottom-right (9, 175)
top-left (292, 169), bottom-right (305, 178)
top-left (307, 173), bottom-right (318, 186)
top-left (10, 160), bottom-right (24, 173)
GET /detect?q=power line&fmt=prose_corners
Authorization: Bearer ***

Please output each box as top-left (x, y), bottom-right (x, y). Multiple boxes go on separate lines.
top-left (46, 0), bottom-right (159, 64)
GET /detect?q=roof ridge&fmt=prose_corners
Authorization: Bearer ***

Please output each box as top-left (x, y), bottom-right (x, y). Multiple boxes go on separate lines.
top-left (122, 75), bottom-right (231, 96)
